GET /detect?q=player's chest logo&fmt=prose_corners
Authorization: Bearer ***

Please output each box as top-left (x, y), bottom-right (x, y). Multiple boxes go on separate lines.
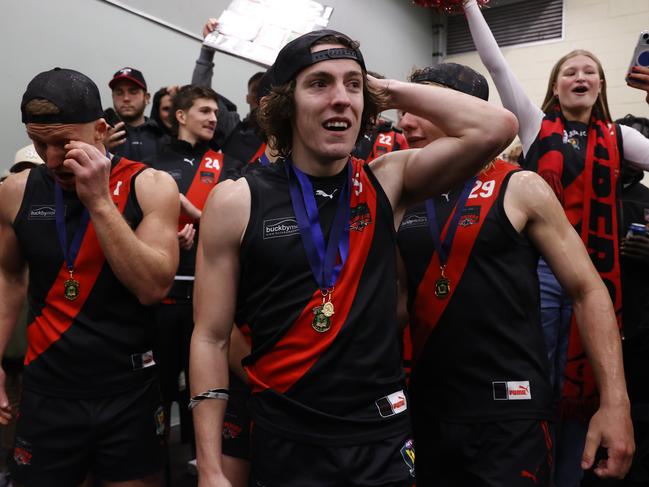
top-left (350, 203), bottom-right (372, 232)
top-left (263, 216), bottom-right (300, 239)
top-left (28, 204), bottom-right (58, 221)
top-left (458, 206), bottom-right (481, 227)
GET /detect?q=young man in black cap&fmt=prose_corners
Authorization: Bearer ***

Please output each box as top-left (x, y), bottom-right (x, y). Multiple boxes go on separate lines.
top-left (0, 67), bottom-right (180, 487)
top-left (190, 30), bottom-right (516, 486)
top-left (107, 67), bottom-right (166, 161)
top-left (397, 64), bottom-right (633, 486)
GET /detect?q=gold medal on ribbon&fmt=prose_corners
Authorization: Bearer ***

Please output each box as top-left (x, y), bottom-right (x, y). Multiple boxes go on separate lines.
top-left (312, 306), bottom-right (331, 333)
top-left (321, 300), bottom-right (335, 318)
top-left (434, 266), bottom-right (450, 299)
top-left (64, 271), bottom-right (80, 301)
top-left (312, 288), bottom-right (335, 332)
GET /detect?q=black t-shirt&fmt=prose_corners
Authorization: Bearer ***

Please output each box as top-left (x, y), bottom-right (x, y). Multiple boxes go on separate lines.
top-left (112, 117), bottom-right (166, 163)
top-left (237, 158), bottom-right (409, 445)
top-left (13, 159), bottom-right (156, 397)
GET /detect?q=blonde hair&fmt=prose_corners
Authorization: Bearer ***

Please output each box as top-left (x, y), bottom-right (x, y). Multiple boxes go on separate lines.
top-left (541, 50), bottom-right (612, 122)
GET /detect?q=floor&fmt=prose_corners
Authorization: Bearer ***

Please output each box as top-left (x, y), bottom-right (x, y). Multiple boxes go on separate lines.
top-left (165, 404), bottom-right (198, 487)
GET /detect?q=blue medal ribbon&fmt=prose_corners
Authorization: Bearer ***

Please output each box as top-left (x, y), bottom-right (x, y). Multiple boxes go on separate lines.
top-left (285, 159), bottom-right (351, 291)
top-left (55, 183), bottom-right (90, 275)
top-left (424, 177), bottom-right (476, 266)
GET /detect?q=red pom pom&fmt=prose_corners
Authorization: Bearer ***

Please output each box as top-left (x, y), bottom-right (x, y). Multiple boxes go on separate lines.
top-left (413, 0), bottom-right (489, 14)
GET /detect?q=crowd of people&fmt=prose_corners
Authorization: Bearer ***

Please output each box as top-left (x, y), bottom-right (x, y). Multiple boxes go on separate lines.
top-left (0, 4), bottom-right (649, 487)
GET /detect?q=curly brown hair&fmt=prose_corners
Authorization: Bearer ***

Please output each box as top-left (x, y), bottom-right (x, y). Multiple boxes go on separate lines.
top-left (256, 35), bottom-right (385, 158)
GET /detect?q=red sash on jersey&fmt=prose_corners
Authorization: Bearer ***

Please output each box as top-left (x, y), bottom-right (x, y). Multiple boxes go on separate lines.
top-left (25, 158), bottom-right (146, 365)
top-left (527, 108), bottom-right (621, 418)
top-left (179, 148), bottom-right (223, 228)
top-left (246, 158), bottom-right (376, 393)
top-left (248, 142), bottom-right (267, 164)
top-left (410, 161), bottom-right (518, 363)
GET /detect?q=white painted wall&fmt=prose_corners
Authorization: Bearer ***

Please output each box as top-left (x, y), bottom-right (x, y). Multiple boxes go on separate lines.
top-left (0, 0), bottom-right (434, 171)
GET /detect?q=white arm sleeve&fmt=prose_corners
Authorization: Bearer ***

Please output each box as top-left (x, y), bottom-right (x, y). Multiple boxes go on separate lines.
top-left (621, 124), bottom-right (649, 170)
top-left (464, 0), bottom-right (544, 155)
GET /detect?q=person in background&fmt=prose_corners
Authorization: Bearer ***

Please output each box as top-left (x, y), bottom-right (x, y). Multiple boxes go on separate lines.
top-left (0, 67), bottom-right (179, 487)
top-left (463, 1), bottom-right (648, 483)
top-left (397, 62), bottom-right (633, 487)
top-left (106, 67), bottom-right (166, 161)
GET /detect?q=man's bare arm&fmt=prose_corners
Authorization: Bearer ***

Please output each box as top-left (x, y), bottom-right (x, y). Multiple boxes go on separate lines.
top-left (506, 171), bottom-right (634, 479)
top-left (0, 173), bottom-right (30, 424)
top-left (63, 140), bottom-right (180, 305)
top-left (229, 326), bottom-right (250, 383)
top-left (191, 178), bottom-right (250, 486)
top-left (91, 168), bottom-right (179, 305)
top-left (370, 79), bottom-right (517, 218)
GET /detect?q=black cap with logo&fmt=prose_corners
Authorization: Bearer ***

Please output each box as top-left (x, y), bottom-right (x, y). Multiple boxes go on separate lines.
top-left (270, 29), bottom-right (366, 86)
top-left (109, 67), bottom-right (147, 91)
top-left (21, 68), bottom-right (104, 124)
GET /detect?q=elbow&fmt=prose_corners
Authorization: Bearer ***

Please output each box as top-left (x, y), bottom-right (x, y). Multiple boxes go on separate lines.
top-left (497, 109), bottom-right (519, 147)
top-left (135, 281), bottom-right (174, 307)
top-left (480, 108), bottom-right (518, 155)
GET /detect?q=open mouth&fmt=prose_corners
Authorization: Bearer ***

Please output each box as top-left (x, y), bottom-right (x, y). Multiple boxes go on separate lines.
top-left (572, 86), bottom-right (589, 94)
top-left (323, 119), bottom-right (350, 132)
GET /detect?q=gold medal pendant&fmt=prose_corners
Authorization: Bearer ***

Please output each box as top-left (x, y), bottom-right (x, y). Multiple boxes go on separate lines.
top-left (312, 306), bottom-right (331, 333)
top-left (64, 271), bottom-right (80, 301)
top-left (312, 288), bottom-right (335, 332)
top-left (434, 266), bottom-right (450, 299)
top-left (321, 300), bottom-right (335, 318)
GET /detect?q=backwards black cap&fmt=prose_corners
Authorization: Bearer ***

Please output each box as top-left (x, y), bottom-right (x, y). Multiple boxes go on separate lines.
top-left (21, 68), bottom-right (104, 124)
top-left (410, 63), bottom-right (489, 101)
top-left (270, 29), bottom-right (366, 86)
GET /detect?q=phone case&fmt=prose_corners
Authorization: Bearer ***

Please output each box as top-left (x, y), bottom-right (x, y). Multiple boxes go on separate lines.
top-left (627, 30), bottom-right (649, 80)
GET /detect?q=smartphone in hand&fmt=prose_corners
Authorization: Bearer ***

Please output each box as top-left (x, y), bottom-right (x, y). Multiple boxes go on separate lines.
top-left (103, 107), bottom-right (121, 128)
top-left (626, 30), bottom-right (649, 82)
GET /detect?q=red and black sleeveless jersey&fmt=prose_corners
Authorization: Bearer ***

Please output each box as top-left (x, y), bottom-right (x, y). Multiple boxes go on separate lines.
top-left (237, 158), bottom-right (409, 445)
top-left (152, 139), bottom-right (244, 276)
top-left (397, 161), bottom-right (552, 422)
top-left (13, 158), bottom-right (156, 398)
top-left (352, 120), bottom-right (409, 163)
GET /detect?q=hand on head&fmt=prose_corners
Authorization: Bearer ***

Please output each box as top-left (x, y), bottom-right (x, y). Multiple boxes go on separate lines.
top-left (63, 141), bottom-right (112, 208)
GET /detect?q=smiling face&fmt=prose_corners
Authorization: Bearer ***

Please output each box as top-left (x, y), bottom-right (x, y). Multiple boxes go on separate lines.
top-left (26, 121), bottom-right (105, 190)
top-left (552, 54), bottom-right (603, 121)
top-left (290, 44), bottom-right (364, 168)
top-left (176, 97), bottom-right (218, 145)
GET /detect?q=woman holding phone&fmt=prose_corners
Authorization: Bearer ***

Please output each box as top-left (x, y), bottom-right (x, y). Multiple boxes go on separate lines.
top-left (462, 1), bottom-right (649, 485)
